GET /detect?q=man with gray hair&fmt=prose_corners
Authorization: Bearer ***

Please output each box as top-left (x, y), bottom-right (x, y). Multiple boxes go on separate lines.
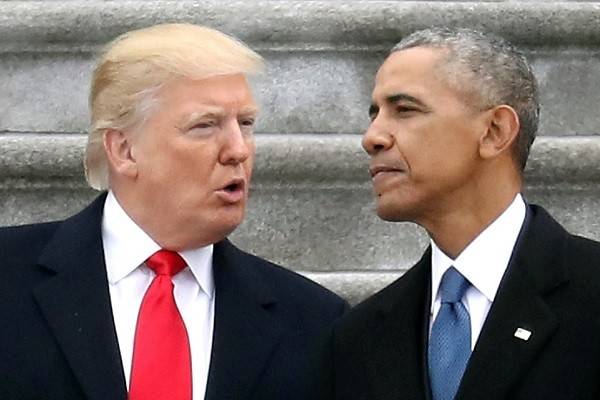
top-left (0, 23), bottom-right (346, 400)
top-left (318, 28), bottom-right (600, 400)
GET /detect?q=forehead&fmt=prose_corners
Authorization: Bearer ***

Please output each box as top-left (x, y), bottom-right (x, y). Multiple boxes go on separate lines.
top-left (372, 47), bottom-right (452, 102)
top-left (158, 73), bottom-right (258, 112)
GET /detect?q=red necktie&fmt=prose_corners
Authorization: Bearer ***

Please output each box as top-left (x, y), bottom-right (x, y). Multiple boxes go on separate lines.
top-left (129, 250), bottom-right (192, 400)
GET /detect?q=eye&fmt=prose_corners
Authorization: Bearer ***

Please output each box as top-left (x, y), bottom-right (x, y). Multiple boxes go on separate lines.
top-left (394, 104), bottom-right (422, 118)
top-left (240, 118), bottom-right (255, 126)
top-left (368, 105), bottom-right (379, 121)
top-left (239, 118), bottom-right (256, 134)
top-left (188, 120), bottom-right (217, 136)
top-left (396, 105), bottom-right (418, 113)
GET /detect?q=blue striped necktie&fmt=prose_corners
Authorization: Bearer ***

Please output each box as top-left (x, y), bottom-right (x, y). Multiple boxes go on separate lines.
top-left (428, 267), bottom-right (472, 400)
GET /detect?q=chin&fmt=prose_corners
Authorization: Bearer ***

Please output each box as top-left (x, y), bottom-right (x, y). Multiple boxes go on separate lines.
top-left (214, 211), bottom-right (245, 234)
top-left (376, 208), bottom-right (404, 222)
top-left (186, 222), bottom-right (239, 249)
top-left (375, 200), bottom-right (415, 223)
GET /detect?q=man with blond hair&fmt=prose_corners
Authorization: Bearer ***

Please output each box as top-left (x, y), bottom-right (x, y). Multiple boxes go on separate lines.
top-left (0, 23), bottom-right (346, 400)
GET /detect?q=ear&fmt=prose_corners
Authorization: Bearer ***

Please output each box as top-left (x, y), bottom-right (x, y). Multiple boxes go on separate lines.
top-left (478, 105), bottom-right (520, 161)
top-left (103, 128), bottom-right (138, 179)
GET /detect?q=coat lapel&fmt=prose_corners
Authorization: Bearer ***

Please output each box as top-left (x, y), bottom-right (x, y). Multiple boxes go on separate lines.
top-left (32, 193), bottom-right (127, 400)
top-left (204, 240), bottom-right (283, 400)
top-left (362, 249), bottom-right (432, 400)
top-left (458, 205), bottom-right (569, 400)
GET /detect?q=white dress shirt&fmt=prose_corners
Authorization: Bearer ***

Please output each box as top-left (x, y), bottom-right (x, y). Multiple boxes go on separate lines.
top-left (102, 191), bottom-right (215, 400)
top-left (430, 194), bottom-right (526, 350)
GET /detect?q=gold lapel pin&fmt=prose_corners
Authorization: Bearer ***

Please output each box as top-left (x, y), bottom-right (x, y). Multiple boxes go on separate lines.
top-left (514, 327), bottom-right (532, 341)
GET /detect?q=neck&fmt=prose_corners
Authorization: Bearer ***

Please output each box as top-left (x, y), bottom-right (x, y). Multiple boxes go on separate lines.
top-left (109, 186), bottom-right (225, 251)
top-left (419, 173), bottom-right (521, 259)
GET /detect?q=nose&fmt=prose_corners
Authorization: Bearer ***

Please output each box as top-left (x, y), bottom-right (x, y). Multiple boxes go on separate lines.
top-left (362, 116), bottom-right (394, 156)
top-left (219, 119), bottom-right (252, 165)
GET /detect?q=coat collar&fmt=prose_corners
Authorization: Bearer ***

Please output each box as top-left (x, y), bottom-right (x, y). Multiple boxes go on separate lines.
top-left (361, 248), bottom-right (432, 400)
top-left (33, 193), bottom-right (285, 400)
top-left (359, 204), bottom-right (571, 400)
top-left (33, 193), bottom-right (128, 400)
top-left (457, 205), bottom-right (569, 399)
top-left (204, 239), bottom-right (282, 400)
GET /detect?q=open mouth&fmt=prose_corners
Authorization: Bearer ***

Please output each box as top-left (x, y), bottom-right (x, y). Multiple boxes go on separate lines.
top-left (216, 178), bottom-right (246, 203)
top-left (223, 181), bottom-right (243, 193)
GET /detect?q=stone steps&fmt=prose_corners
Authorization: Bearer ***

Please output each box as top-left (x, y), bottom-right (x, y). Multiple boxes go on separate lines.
top-left (2, 2), bottom-right (600, 136)
top-left (3, 1), bottom-right (600, 50)
top-left (1, 1), bottom-right (600, 302)
top-left (2, 133), bottom-right (600, 188)
top-left (1, 133), bottom-right (599, 302)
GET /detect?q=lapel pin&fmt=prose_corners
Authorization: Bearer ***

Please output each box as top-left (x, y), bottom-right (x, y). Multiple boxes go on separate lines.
top-left (514, 328), bottom-right (532, 341)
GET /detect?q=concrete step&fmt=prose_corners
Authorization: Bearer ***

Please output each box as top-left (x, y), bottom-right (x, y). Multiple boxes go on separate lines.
top-left (1, 134), bottom-right (599, 279)
top-left (2, 1), bottom-right (600, 302)
top-left (303, 271), bottom-right (401, 305)
top-left (1, 1), bottom-right (600, 137)
top-left (2, 132), bottom-right (599, 302)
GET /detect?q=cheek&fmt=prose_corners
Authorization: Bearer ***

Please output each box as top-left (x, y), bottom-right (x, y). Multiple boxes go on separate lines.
top-left (426, 144), bottom-right (479, 189)
top-left (244, 146), bottom-right (256, 176)
top-left (176, 144), bottom-right (218, 175)
top-left (243, 162), bottom-right (254, 182)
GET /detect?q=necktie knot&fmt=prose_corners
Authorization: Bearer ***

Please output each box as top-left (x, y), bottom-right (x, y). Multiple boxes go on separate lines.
top-left (146, 250), bottom-right (186, 277)
top-left (440, 267), bottom-right (470, 304)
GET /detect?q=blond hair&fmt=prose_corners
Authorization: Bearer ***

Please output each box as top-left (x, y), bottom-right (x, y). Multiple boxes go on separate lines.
top-left (85, 23), bottom-right (264, 190)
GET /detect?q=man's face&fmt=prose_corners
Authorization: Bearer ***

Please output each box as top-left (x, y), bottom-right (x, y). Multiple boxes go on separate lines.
top-left (363, 47), bottom-right (488, 224)
top-left (128, 73), bottom-right (258, 249)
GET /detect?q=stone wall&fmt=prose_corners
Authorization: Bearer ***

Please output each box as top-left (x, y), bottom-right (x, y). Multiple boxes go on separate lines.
top-left (1, 1), bottom-right (599, 304)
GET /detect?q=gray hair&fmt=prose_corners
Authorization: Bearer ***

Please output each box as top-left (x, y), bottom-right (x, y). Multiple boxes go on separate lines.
top-left (392, 28), bottom-right (539, 171)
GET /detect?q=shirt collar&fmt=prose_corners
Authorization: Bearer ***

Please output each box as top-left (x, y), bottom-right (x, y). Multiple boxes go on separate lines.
top-left (430, 193), bottom-right (526, 304)
top-left (101, 191), bottom-right (214, 298)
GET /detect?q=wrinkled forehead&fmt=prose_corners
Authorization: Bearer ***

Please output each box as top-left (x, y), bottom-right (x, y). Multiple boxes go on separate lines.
top-left (378, 47), bottom-right (450, 80)
top-left (158, 74), bottom-right (259, 108)
top-left (372, 47), bottom-right (449, 100)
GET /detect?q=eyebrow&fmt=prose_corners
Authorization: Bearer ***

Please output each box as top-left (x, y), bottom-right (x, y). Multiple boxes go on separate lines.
top-left (238, 106), bottom-right (260, 116)
top-left (369, 92), bottom-right (428, 117)
top-left (181, 105), bottom-right (259, 126)
top-left (386, 93), bottom-right (427, 108)
top-left (185, 107), bottom-right (226, 121)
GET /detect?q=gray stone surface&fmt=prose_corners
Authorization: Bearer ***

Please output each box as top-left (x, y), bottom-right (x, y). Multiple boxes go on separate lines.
top-left (0, 187), bottom-right (95, 225)
top-left (2, 134), bottom-right (600, 186)
top-left (0, 53), bottom-right (92, 134)
top-left (0, 1), bottom-right (600, 136)
top-left (1, 134), bottom-right (599, 279)
top-left (2, 179), bottom-right (599, 304)
top-left (523, 136), bottom-right (600, 185)
top-left (3, 2), bottom-right (600, 51)
top-left (302, 271), bottom-right (402, 305)
top-left (3, 50), bottom-right (600, 136)
top-left (0, 134), bottom-right (84, 180)
top-left (534, 50), bottom-right (600, 136)
top-left (2, 1), bottom-right (598, 2)
top-left (2, 1), bottom-right (600, 303)
top-left (2, 2), bottom-right (600, 135)
top-left (235, 185), bottom-right (430, 272)
top-left (3, 133), bottom-right (600, 184)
